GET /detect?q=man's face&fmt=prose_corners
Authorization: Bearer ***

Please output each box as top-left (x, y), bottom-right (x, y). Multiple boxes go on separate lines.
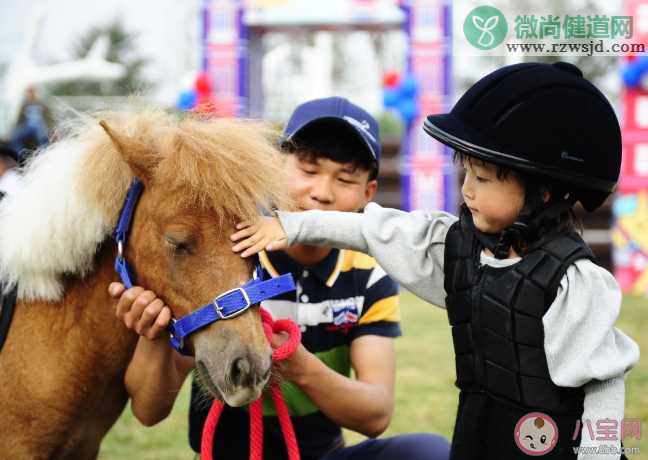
top-left (286, 154), bottom-right (377, 212)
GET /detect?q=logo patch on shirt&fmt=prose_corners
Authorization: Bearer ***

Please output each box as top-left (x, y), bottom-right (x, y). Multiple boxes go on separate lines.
top-left (332, 304), bottom-right (359, 326)
top-left (327, 303), bottom-right (359, 334)
top-left (263, 295), bottom-right (364, 333)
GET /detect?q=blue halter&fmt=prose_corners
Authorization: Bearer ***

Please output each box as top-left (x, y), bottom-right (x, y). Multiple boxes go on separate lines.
top-left (113, 179), bottom-right (295, 354)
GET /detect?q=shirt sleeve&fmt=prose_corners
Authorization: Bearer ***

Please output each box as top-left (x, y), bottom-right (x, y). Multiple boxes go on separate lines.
top-left (276, 202), bottom-right (457, 308)
top-left (348, 265), bottom-right (401, 341)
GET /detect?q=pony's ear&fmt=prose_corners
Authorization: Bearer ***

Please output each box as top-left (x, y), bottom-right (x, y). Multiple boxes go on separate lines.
top-left (99, 120), bottom-right (158, 184)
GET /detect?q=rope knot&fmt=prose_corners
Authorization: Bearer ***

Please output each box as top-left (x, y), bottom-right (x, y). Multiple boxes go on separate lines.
top-left (201, 308), bottom-right (302, 460)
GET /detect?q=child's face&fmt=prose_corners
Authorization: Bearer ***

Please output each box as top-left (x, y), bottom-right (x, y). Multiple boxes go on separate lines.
top-left (285, 154), bottom-right (377, 213)
top-left (461, 158), bottom-right (525, 234)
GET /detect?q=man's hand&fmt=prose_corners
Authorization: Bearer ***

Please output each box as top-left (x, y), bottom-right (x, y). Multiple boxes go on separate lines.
top-left (269, 331), bottom-right (315, 386)
top-left (231, 216), bottom-right (288, 258)
top-left (109, 282), bottom-right (172, 341)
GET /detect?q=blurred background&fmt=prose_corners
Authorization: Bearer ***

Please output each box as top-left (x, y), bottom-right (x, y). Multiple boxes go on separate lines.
top-left (0, 0), bottom-right (646, 458)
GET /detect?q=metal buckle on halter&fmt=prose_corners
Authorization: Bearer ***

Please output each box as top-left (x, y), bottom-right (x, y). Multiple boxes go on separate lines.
top-left (214, 287), bottom-right (252, 319)
top-left (169, 318), bottom-right (184, 351)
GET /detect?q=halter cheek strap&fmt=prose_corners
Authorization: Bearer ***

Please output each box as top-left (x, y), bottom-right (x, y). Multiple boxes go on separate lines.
top-left (113, 179), bottom-right (295, 355)
top-left (114, 180), bottom-right (144, 288)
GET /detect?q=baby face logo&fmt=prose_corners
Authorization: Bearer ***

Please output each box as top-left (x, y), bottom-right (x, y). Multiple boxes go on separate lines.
top-left (514, 412), bottom-right (559, 456)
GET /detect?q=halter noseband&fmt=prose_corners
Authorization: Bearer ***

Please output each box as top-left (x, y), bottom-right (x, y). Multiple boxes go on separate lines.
top-left (113, 179), bottom-right (295, 355)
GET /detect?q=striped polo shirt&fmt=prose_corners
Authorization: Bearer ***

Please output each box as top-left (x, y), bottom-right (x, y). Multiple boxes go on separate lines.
top-left (189, 248), bottom-right (401, 460)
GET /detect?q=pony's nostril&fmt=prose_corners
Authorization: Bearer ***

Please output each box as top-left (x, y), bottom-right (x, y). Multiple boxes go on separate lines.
top-left (231, 357), bottom-right (251, 386)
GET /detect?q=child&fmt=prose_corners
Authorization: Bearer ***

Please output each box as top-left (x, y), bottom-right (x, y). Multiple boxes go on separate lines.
top-left (232, 63), bottom-right (640, 460)
top-left (111, 97), bottom-right (450, 460)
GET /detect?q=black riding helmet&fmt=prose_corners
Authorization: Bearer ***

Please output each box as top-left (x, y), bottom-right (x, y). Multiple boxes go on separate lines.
top-left (423, 61), bottom-right (621, 212)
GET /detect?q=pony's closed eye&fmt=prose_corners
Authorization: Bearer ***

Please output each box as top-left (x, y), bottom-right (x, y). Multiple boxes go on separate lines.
top-left (164, 233), bottom-right (197, 256)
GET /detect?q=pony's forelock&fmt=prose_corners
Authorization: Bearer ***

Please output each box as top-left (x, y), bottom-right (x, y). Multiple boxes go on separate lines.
top-left (156, 117), bottom-right (290, 225)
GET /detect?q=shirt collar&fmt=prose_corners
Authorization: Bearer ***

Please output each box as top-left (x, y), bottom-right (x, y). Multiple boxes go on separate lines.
top-left (259, 248), bottom-right (344, 287)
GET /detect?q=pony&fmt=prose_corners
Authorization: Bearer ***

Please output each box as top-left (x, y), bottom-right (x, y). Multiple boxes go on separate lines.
top-left (0, 110), bottom-right (290, 459)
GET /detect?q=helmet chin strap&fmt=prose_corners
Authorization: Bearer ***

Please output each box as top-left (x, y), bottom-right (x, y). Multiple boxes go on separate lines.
top-left (465, 195), bottom-right (577, 259)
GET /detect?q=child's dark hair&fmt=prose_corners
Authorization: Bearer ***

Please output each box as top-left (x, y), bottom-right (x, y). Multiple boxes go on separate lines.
top-left (453, 150), bottom-right (582, 255)
top-left (281, 121), bottom-right (378, 181)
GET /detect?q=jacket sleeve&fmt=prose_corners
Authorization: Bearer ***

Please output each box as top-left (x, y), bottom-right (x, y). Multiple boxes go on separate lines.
top-left (277, 202), bottom-right (458, 308)
top-left (542, 259), bottom-right (640, 460)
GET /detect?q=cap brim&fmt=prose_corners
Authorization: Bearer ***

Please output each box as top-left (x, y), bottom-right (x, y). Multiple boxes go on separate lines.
top-left (286, 117), bottom-right (378, 162)
top-left (423, 114), bottom-right (616, 193)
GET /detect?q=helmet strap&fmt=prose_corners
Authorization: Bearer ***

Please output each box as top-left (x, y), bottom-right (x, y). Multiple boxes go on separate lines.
top-left (465, 195), bottom-right (577, 259)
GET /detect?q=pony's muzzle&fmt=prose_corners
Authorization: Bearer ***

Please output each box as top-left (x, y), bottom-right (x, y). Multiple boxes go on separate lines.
top-left (195, 349), bottom-right (272, 407)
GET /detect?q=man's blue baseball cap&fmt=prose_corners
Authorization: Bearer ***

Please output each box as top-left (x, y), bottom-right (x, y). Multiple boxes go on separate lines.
top-left (282, 97), bottom-right (381, 165)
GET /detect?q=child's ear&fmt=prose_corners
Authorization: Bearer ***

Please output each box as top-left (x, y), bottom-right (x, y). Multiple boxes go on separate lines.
top-left (364, 179), bottom-right (378, 204)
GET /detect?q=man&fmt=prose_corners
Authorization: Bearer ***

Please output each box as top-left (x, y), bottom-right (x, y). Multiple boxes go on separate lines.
top-left (10, 86), bottom-right (52, 156)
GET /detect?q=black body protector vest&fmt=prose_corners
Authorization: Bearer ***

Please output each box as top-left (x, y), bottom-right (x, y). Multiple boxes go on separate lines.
top-left (444, 220), bottom-right (594, 460)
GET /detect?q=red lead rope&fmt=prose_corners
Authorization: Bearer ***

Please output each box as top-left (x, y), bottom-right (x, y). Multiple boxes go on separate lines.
top-left (201, 308), bottom-right (302, 460)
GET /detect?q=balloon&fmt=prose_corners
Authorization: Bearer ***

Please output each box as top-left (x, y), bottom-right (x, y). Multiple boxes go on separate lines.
top-left (177, 89), bottom-right (197, 111)
top-left (622, 56), bottom-right (648, 88)
top-left (195, 72), bottom-right (213, 95)
top-left (383, 88), bottom-right (400, 108)
top-left (400, 76), bottom-right (419, 98)
top-left (622, 66), bottom-right (641, 87)
top-left (636, 56), bottom-right (648, 72)
top-left (383, 71), bottom-right (400, 88)
top-left (398, 98), bottom-right (418, 124)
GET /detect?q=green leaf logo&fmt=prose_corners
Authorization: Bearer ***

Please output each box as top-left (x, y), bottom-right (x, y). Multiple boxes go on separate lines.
top-left (464, 6), bottom-right (508, 50)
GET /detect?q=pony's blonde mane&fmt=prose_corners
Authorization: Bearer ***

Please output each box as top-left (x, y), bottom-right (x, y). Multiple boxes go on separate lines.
top-left (0, 110), bottom-right (289, 301)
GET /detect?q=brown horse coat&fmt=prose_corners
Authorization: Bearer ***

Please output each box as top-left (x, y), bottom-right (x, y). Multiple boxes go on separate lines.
top-left (0, 111), bottom-right (290, 459)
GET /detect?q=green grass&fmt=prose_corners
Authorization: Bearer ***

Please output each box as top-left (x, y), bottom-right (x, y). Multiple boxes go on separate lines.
top-left (99, 292), bottom-right (648, 459)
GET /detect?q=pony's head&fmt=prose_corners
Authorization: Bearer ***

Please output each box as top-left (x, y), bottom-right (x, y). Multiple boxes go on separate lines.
top-left (0, 110), bottom-right (291, 406)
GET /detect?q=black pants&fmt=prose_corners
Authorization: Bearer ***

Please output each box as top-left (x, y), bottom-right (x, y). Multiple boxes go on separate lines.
top-left (451, 391), bottom-right (582, 460)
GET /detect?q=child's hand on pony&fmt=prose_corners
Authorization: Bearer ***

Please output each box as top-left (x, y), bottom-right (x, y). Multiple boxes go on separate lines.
top-left (231, 216), bottom-right (288, 258)
top-left (108, 282), bottom-right (172, 341)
